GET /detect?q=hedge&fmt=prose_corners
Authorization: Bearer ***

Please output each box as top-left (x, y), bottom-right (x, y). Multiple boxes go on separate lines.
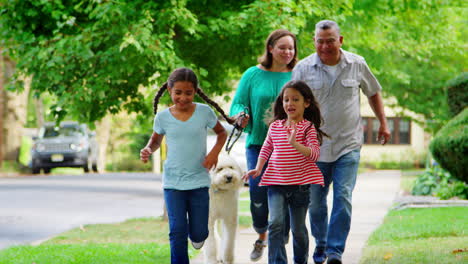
top-left (429, 108), bottom-right (468, 183)
top-left (446, 72), bottom-right (468, 117)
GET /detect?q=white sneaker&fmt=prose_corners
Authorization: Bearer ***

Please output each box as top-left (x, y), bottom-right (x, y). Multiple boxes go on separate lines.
top-left (191, 240), bottom-right (205, 250)
top-left (250, 239), bottom-right (266, 261)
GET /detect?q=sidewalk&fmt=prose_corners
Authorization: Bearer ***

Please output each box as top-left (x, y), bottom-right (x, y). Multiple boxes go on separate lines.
top-left (191, 170), bottom-right (401, 264)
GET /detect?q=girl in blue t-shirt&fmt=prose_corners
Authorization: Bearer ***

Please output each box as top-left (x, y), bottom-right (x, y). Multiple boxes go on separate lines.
top-left (140, 67), bottom-right (234, 264)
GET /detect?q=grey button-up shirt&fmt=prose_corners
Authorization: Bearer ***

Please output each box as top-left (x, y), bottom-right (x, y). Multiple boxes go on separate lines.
top-left (292, 49), bottom-right (382, 162)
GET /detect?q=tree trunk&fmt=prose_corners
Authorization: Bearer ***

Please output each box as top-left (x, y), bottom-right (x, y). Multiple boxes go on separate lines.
top-left (95, 115), bottom-right (111, 172)
top-left (3, 77), bottom-right (30, 161)
top-left (34, 96), bottom-right (44, 128)
top-left (1, 53), bottom-right (30, 161)
top-left (0, 50), bottom-right (4, 167)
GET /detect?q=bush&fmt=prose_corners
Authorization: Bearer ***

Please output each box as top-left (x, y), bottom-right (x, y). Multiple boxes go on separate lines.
top-left (446, 72), bottom-right (468, 117)
top-left (429, 108), bottom-right (468, 183)
top-left (412, 165), bottom-right (468, 199)
top-left (106, 155), bottom-right (153, 172)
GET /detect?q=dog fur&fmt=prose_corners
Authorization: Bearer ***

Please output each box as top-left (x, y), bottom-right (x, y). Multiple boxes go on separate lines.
top-left (204, 153), bottom-right (244, 264)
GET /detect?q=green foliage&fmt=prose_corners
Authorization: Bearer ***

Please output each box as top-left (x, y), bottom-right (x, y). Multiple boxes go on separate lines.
top-left (106, 154), bottom-right (153, 172)
top-left (341, 0), bottom-right (467, 133)
top-left (429, 108), bottom-right (468, 182)
top-left (446, 72), bottom-right (468, 117)
top-left (412, 166), bottom-right (468, 199)
top-left (18, 136), bottom-right (32, 167)
top-left (0, 0), bottom-right (348, 125)
top-left (1, 0), bottom-right (466, 133)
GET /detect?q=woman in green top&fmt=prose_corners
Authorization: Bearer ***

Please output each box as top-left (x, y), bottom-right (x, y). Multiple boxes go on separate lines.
top-left (230, 29), bottom-right (298, 262)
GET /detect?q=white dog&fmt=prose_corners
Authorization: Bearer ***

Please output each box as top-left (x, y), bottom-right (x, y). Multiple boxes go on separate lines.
top-left (204, 153), bottom-right (244, 264)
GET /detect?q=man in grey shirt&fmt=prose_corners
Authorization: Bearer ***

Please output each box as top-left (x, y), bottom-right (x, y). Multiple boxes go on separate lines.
top-left (292, 20), bottom-right (391, 264)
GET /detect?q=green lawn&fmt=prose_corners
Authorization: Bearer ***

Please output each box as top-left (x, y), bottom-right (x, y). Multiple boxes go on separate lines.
top-left (0, 217), bottom-right (199, 264)
top-left (0, 190), bottom-right (254, 264)
top-left (360, 207), bottom-right (468, 264)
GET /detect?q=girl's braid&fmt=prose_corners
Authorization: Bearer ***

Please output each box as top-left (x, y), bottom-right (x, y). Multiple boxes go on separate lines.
top-left (197, 89), bottom-right (235, 125)
top-left (153, 82), bottom-right (168, 114)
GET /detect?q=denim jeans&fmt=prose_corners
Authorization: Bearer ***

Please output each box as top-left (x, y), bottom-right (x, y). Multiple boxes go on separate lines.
top-left (308, 149), bottom-right (361, 257)
top-left (164, 187), bottom-right (209, 264)
top-left (246, 145), bottom-right (290, 238)
top-left (268, 185), bottom-right (310, 264)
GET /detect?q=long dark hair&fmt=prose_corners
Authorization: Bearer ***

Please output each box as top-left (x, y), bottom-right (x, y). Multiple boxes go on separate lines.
top-left (271, 80), bottom-right (329, 144)
top-left (152, 67), bottom-right (234, 124)
top-left (258, 29), bottom-right (298, 70)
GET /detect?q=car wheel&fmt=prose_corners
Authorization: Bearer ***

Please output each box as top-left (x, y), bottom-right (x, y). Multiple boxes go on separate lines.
top-left (43, 168), bottom-right (51, 174)
top-left (32, 167), bottom-right (40, 174)
top-left (92, 162), bottom-right (98, 173)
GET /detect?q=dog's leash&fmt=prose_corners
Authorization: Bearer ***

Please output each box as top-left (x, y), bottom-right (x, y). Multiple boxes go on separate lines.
top-left (225, 107), bottom-right (249, 154)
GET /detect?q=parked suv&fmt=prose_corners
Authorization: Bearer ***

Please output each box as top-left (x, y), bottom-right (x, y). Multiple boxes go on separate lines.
top-left (31, 121), bottom-right (99, 174)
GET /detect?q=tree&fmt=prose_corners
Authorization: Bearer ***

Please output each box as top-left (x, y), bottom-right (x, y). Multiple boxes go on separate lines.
top-left (0, 0), bottom-right (348, 125)
top-left (338, 0), bottom-right (467, 132)
top-left (0, 0), bottom-right (464, 134)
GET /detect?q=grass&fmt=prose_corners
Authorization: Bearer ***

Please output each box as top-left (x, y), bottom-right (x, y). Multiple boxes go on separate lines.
top-left (0, 217), bottom-right (199, 264)
top-left (0, 190), bottom-right (254, 264)
top-left (360, 207), bottom-right (468, 264)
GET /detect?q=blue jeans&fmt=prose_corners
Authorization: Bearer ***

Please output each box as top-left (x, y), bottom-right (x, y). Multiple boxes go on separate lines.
top-left (308, 149), bottom-right (360, 257)
top-left (246, 145), bottom-right (290, 238)
top-left (246, 145), bottom-right (269, 234)
top-left (164, 187), bottom-right (209, 264)
top-left (268, 185), bottom-right (310, 264)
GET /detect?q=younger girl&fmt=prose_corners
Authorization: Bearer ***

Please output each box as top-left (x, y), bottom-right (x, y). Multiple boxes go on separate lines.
top-left (243, 80), bottom-right (328, 264)
top-left (140, 68), bottom-right (233, 264)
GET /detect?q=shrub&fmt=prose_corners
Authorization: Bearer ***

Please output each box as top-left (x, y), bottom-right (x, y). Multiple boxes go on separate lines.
top-left (429, 108), bottom-right (468, 183)
top-left (412, 165), bottom-right (468, 199)
top-left (446, 72), bottom-right (468, 117)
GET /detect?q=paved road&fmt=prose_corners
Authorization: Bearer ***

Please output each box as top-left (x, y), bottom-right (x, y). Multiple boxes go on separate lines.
top-left (0, 172), bottom-right (164, 250)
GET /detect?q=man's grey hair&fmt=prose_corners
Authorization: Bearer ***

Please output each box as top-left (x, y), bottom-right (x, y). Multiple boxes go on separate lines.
top-left (315, 20), bottom-right (341, 36)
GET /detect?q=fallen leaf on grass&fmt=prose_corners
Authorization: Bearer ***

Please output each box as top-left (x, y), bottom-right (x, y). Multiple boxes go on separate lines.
top-left (452, 248), bottom-right (467, 254)
top-left (383, 252), bottom-right (393, 260)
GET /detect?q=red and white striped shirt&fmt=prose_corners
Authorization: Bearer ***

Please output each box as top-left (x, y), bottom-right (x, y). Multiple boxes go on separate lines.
top-left (259, 119), bottom-right (324, 186)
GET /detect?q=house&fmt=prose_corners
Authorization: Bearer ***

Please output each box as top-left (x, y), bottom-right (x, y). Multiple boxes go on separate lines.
top-left (360, 92), bottom-right (429, 167)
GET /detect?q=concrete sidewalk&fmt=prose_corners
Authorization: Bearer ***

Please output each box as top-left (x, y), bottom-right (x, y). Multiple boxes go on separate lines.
top-left (191, 170), bottom-right (401, 264)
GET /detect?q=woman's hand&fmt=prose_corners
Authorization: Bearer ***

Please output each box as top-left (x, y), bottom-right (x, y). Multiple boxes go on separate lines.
top-left (140, 147), bottom-right (153, 163)
top-left (234, 112), bottom-right (250, 128)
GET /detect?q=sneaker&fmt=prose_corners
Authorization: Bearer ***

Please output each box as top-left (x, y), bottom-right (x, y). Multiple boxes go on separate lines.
top-left (191, 240), bottom-right (205, 250)
top-left (313, 247), bottom-right (327, 264)
top-left (327, 253), bottom-right (342, 264)
top-left (250, 239), bottom-right (266, 261)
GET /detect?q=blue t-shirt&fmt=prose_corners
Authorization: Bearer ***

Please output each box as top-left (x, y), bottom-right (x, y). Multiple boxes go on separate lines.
top-left (153, 103), bottom-right (218, 190)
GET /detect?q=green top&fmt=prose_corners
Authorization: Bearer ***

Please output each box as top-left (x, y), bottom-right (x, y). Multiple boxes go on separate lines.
top-left (230, 66), bottom-right (292, 148)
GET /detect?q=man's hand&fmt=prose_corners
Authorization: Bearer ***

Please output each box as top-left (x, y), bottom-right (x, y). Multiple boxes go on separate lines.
top-left (377, 125), bottom-right (391, 145)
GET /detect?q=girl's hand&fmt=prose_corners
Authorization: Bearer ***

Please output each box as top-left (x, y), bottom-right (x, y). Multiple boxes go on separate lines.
top-left (286, 121), bottom-right (297, 145)
top-left (203, 153), bottom-right (218, 170)
top-left (140, 147), bottom-right (153, 163)
top-left (242, 169), bottom-right (261, 181)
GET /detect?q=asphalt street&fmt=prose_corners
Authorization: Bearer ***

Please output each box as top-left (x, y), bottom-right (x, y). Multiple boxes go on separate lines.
top-left (0, 172), bottom-right (164, 250)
